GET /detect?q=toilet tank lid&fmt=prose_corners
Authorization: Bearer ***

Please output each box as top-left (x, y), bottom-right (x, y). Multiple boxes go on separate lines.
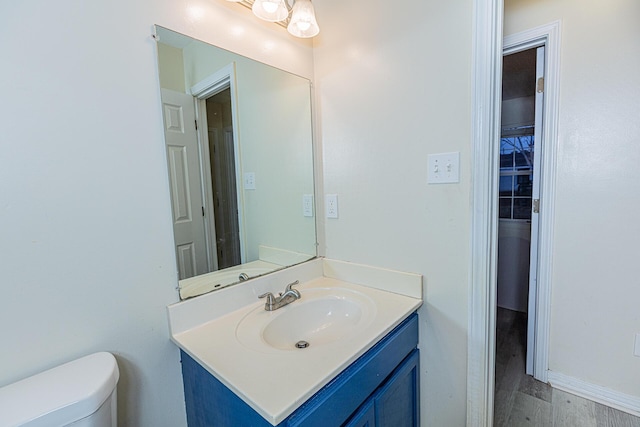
top-left (0, 352), bottom-right (119, 427)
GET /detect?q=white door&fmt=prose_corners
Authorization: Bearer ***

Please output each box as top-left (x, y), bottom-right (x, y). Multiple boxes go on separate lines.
top-left (526, 46), bottom-right (545, 376)
top-left (161, 89), bottom-right (209, 280)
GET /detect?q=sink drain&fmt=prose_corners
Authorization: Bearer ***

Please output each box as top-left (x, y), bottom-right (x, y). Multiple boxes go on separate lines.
top-left (295, 340), bottom-right (310, 349)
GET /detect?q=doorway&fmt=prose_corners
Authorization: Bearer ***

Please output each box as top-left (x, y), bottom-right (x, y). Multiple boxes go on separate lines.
top-left (161, 64), bottom-right (246, 281)
top-left (494, 45), bottom-right (545, 424)
top-left (204, 90), bottom-right (242, 270)
top-left (190, 63), bottom-right (246, 280)
top-left (496, 44), bottom-right (544, 376)
top-left (467, 18), bottom-right (561, 426)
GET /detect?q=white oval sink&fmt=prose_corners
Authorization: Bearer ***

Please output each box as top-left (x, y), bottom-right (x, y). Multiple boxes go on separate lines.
top-left (236, 287), bottom-right (376, 352)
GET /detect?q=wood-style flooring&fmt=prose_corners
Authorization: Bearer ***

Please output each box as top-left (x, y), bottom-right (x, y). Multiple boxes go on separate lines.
top-left (494, 307), bottom-right (640, 427)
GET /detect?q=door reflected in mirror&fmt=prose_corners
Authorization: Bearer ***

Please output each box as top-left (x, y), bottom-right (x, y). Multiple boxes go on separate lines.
top-left (155, 26), bottom-right (317, 299)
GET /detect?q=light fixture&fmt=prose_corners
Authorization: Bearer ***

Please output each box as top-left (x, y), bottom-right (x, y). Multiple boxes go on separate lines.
top-left (225, 0), bottom-right (319, 38)
top-left (252, 0), bottom-right (289, 22)
top-left (287, 0), bottom-right (319, 38)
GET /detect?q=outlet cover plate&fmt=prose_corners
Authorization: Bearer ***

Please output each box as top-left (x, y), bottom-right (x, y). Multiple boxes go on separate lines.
top-left (303, 194), bottom-right (314, 217)
top-left (326, 194), bottom-right (338, 218)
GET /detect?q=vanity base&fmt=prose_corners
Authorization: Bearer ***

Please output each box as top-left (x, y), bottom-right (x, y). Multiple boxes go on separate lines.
top-left (180, 313), bottom-right (419, 426)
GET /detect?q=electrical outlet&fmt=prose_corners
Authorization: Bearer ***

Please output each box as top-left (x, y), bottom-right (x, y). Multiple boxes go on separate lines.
top-left (326, 194), bottom-right (338, 218)
top-left (243, 172), bottom-right (256, 190)
top-left (427, 152), bottom-right (460, 184)
top-left (634, 334), bottom-right (640, 357)
top-left (302, 194), bottom-right (314, 217)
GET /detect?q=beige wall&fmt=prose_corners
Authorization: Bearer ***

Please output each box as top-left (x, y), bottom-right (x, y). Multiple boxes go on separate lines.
top-left (505, 0), bottom-right (640, 399)
top-left (313, 0), bottom-right (474, 425)
top-left (0, 1), bottom-right (312, 426)
top-left (157, 43), bottom-right (185, 92)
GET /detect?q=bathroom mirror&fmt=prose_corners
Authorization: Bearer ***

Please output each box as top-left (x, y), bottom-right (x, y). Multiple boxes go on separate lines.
top-left (155, 26), bottom-right (316, 300)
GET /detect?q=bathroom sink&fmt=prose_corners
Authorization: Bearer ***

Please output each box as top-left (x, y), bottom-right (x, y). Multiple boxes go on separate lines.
top-left (168, 259), bottom-right (423, 424)
top-left (236, 287), bottom-right (376, 352)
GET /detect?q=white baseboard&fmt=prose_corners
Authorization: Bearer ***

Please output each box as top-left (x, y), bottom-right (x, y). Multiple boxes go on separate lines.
top-left (547, 371), bottom-right (640, 417)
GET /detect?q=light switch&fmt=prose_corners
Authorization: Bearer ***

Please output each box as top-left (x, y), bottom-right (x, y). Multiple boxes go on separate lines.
top-left (244, 172), bottom-right (256, 190)
top-left (428, 152), bottom-right (460, 184)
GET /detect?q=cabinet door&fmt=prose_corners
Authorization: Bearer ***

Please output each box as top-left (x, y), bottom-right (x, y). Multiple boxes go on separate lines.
top-left (344, 400), bottom-right (375, 427)
top-left (286, 314), bottom-right (419, 427)
top-left (374, 349), bottom-right (420, 427)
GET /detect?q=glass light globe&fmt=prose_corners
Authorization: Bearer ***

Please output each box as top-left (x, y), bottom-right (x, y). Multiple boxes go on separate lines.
top-left (287, 0), bottom-right (319, 38)
top-left (252, 0), bottom-right (288, 22)
top-left (262, 0), bottom-right (279, 13)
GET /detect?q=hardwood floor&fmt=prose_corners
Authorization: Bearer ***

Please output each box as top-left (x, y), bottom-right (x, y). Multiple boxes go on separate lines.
top-left (493, 307), bottom-right (640, 427)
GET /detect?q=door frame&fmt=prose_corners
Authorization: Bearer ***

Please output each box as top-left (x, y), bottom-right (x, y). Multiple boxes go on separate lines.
top-left (190, 63), bottom-right (247, 267)
top-left (526, 44), bottom-right (545, 377)
top-left (467, 10), bottom-right (561, 426)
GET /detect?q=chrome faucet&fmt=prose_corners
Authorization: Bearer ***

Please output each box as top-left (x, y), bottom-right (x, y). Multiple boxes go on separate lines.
top-left (258, 280), bottom-right (301, 311)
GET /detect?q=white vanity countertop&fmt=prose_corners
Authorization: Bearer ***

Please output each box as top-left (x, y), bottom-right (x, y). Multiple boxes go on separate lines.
top-left (167, 258), bottom-right (423, 425)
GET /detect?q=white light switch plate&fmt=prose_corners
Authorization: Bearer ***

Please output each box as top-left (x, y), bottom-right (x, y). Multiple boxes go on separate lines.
top-left (635, 333), bottom-right (640, 357)
top-left (244, 172), bottom-right (256, 190)
top-left (428, 152), bottom-right (460, 184)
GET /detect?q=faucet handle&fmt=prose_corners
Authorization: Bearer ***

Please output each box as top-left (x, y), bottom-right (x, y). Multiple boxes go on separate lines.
top-left (284, 280), bottom-right (301, 299)
top-left (285, 280), bottom-right (300, 292)
top-left (259, 292), bottom-right (276, 310)
top-left (259, 292), bottom-right (275, 303)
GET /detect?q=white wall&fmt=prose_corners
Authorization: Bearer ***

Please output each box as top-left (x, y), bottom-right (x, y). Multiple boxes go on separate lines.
top-left (505, 0), bottom-right (640, 399)
top-left (0, 1), bottom-right (312, 425)
top-left (312, 0), bottom-right (474, 425)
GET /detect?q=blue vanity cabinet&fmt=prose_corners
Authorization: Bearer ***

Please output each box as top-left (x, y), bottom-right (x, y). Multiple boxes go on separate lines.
top-left (344, 400), bottom-right (375, 427)
top-left (180, 313), bottom-right (419, 427)
top-left (347, 349), bottom-right (420, 426)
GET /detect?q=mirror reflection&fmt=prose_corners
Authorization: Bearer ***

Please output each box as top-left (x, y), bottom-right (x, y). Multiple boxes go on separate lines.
top-left (155, 26), bottom-right (317, 299)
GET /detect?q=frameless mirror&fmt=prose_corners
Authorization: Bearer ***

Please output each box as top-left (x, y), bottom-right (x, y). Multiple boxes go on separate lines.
top-left (154, 26), bottom-right (316, 299)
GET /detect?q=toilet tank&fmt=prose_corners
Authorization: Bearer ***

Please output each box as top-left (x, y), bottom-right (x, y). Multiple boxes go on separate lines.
top-left (0, 352), bottom-right (119, 427)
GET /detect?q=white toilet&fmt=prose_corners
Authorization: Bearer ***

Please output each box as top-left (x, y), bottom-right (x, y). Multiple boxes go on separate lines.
top-left (0, 352), bottom-right (119, 427)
